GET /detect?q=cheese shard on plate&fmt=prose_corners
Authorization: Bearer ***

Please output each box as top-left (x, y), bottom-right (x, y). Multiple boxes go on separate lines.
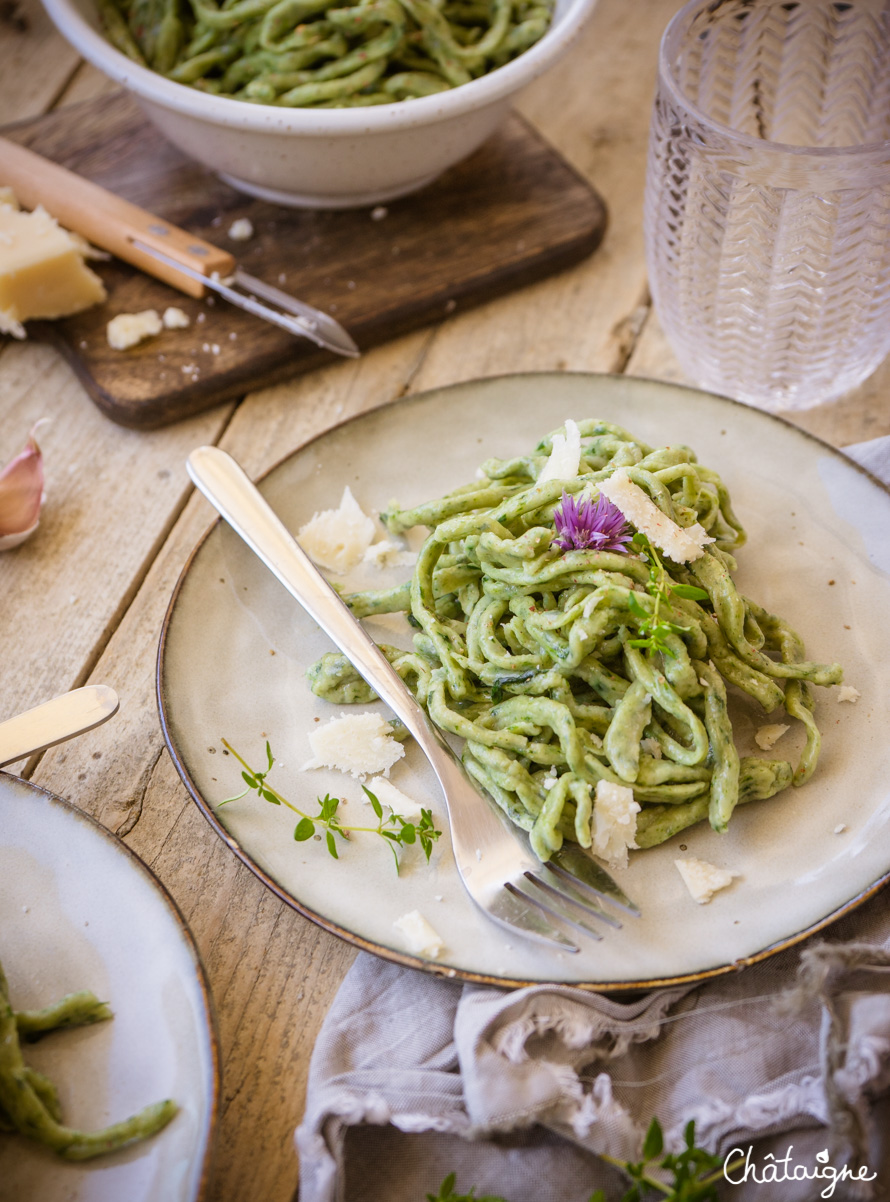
top-left (599, 467), bottom-right (713, 563)
top-left (393, 910), bottom-right (444, 958)
top-left (304, 712), bottom-right (405, 779)
top-left (674, 856), bottom-right (738, 904)
top-left (298, 486), bottom-right (376, 574)
top-left (0, 200), bottom-right (106, 339)
top-left (592, 780), bottom-right (639, 869)
top-left (366, 776), bottom-right (426, 819)
top-left (754, 723), bottom-right (790, 751)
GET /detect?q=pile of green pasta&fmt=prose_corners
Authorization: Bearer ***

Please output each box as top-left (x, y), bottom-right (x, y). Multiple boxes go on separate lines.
top-left (307, 420), bottom-right (844, 863)
top-left (98, 0), bottom-right (554, 105)
top-left (1, 956), bottom-right (177, 1159)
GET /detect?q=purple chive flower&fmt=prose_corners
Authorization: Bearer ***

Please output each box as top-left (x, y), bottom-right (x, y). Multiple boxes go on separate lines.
top-left (552, 491), bottom-right (632, 553)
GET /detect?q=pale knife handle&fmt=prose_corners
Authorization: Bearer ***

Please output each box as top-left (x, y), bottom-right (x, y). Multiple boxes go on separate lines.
top-left (0, 686), bottom-right (119, 768)
top-left (0, 136), bottom-right (235, 298)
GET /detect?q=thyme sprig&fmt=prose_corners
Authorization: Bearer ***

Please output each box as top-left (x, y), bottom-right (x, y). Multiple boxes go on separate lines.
top-left (626, 534), bottom-right (709, 659)
top-left (220, 739), bottom-right (441, 871)
top-left (428, 1120), bottom-right (744, 1202)
top-left (594, 1118), bottom-right (743, 1202)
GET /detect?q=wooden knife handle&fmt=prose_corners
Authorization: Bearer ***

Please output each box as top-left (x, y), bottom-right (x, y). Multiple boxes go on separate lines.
top-left (0, 136), bottom-right (235, 298)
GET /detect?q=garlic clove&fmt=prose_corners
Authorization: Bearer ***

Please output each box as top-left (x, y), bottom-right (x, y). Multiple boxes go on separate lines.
top-left (0, 422), bottom-right (46, 551)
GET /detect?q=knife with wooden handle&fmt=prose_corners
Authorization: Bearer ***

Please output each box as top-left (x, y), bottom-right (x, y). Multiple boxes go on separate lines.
top-left (0, 137), bottom-right (360, 356)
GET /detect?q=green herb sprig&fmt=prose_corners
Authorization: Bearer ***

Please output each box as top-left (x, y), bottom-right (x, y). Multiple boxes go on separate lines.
top-left (626, 534), bottom-right (709, 659)
top-left (429, 1120), bottom-right (744, 1202)
top-left (426, 1173), bottom-right (507, 1202)
top-left (220, 739), bottom-right (441, 871)
top-left (593, 1118), bottom-right (743, 1202)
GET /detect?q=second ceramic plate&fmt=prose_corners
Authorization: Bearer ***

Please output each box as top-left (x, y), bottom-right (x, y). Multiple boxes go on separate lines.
top-left (0, 773), bottom-right (217, 1201)
top-left (159, 373), bottom-right (890, 989)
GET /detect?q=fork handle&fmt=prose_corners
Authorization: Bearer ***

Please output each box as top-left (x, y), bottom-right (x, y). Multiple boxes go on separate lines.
top-left (186, 446), bottom-right (444, 758)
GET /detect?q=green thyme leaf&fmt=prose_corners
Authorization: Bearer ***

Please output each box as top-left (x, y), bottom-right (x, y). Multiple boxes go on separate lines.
top-left (294, 817), bottom-right (315, 841)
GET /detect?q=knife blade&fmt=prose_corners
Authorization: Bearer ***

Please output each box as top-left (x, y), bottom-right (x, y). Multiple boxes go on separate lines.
top-left (0, 137), bottom-right (359, 358)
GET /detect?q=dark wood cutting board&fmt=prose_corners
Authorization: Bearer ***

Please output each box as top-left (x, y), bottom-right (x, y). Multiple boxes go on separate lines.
top-left (2, 94), bottom-right (607, 429)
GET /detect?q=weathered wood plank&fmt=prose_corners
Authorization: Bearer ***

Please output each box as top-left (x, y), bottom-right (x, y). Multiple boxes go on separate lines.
top-left (55, 60), bottom-right (119, 105)
top-left (0, 341), bottom-right (234, 728)
top-left (0, 0), bottom-right (80, 122)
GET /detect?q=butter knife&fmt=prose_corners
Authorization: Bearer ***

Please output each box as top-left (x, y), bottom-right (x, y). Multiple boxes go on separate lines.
top-left (0, 686), bottom-right (120, 768)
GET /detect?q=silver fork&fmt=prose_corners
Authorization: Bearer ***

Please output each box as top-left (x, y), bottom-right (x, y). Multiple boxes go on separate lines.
top-left (187, 446), bottom-right (640, 953)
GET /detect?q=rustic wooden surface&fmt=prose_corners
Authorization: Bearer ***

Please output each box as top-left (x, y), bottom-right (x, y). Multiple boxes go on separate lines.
top-left (2, 0), bottom-right (890, 1199)
top-left (5, 97), bottom-right (606, 428)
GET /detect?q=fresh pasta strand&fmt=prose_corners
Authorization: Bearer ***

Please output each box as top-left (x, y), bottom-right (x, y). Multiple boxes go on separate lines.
top-left (98, 0), bottom-right (554, 105)
top-left (308, 420), bottom-right (843, 861)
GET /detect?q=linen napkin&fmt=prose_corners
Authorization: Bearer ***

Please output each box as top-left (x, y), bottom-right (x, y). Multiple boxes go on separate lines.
top-left (296, 437), bottom-right (890, 1202)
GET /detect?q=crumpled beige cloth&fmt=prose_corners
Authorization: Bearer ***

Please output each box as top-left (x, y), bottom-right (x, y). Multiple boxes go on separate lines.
top-left (296, 894), bottom-right (890, 1202)
top-left (296, 439), bottom-right (890, 1202)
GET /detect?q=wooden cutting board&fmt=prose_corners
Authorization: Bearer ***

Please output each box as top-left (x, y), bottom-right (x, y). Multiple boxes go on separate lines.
top-left (2, 94), bottom-right (607, 429)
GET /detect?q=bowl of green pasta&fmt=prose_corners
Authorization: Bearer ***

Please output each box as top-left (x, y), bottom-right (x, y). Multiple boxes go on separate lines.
top-left (42, 0), bottom-right (597, 207)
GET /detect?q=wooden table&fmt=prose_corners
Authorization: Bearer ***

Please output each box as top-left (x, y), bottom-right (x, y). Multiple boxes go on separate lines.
top-left (2, 0), bottom-right (890, 1198)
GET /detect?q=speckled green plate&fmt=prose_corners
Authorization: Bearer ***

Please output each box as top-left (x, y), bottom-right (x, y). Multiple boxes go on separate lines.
top-left (158, 373), bottom-right (890, 990)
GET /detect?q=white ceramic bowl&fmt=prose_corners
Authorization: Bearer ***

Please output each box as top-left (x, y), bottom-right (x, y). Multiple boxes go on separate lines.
top-left (42, 0), bottom-right (598, 208)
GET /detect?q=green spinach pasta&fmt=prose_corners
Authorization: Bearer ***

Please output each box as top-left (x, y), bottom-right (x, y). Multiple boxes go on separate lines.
top-left (307, 419), bottom-right (843, 863)
top-left (98, 0), bottom-right (554, 105)
top-left (0, 956), bottom-right (177, 1159)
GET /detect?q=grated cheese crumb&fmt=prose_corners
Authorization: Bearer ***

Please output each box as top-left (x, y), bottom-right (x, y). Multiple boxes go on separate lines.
top-left (362, 538), bottom-right (417, 569)
top-left (754, 723), bottom-right (790, 751)
top-left (393, 910), bottom-right (444, 958)
top-left (162, 306), bottom-right (190, 329)
top-left (592, 780), bottom-right (639, 870)
top-left (298, 486), bottom-right (376, 574)
top-left (538, 418), bottom-right (581, 484)
top-left (640, 737), bottom-right (662, 760)
top-left (303, 712), bottom-right (404, 779)
top-left (107, 309), bottom-right (162, 349)
top-left (834, 823), bottom-right (847, 834)
top-left (837, 685), bottom-right (860, 704)
top-left (599, 468), bottom-right (714, 563)
top-left (674, 857), bottom-right (738, 904)
top-left (366, 776), bottom-right (426, 819)
top-left (228, 217), bottom-right (254, 241)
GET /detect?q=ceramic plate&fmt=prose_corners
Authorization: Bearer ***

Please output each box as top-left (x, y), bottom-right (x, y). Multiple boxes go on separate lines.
top-left (0, 774), bottom-right (218, 1201)
top-left (159, 373), bottom-right (890, 989)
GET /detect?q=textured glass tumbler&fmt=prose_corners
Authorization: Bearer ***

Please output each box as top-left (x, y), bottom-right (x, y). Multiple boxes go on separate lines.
top-left (644, 0), bottom-right (890, 411)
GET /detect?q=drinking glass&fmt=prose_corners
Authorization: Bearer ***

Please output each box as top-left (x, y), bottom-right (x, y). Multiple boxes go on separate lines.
top-left (643, 0), bottom-right (890, 412)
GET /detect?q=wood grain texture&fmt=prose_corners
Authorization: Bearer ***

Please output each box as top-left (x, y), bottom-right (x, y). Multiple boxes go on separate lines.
top-left (0, 0), bottom-right (80, 122)
top-left (4, 94), bottom-right (607, 428)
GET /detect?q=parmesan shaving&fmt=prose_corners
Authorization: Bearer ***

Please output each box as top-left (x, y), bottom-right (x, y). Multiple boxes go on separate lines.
top-left (674, 857), bottom-right (738, 904)
top-left (754, 723), bottom-right (790, 751)
top-left (298, 486), bottom-right (376, 574)
top-left (599, 467), bottom-right (714, 562)
top-left (591, 780), bottom-right (639, 869)
top-left (393, 910), bottom-right (444, 958)
top-left (303, 712), bottom-right (404, 779)
top-left (366, 776), bottom-right (426, 819)
top-left (538, 418), bottom-right (581, 484)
